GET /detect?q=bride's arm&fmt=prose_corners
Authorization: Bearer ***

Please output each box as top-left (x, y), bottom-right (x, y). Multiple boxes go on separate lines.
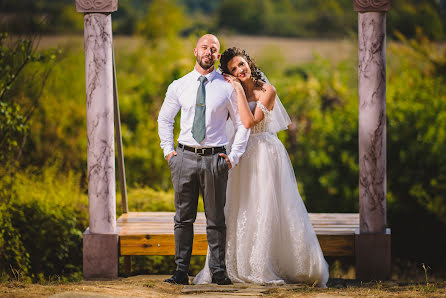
top-left (226, 77), bottom-right (276, 129)
top-left (251, 85), bottom-right (276, 126)
top-left (231, 83), bottom-right (256, 129)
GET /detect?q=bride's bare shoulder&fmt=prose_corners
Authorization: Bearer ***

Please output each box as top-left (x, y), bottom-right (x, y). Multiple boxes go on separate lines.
top-left (257, 80), bottom-right (275, 93)
top-left (259, 83), bottom-right (276, 99)
top-left (265, 83), bottom-right (276, 95)
top-left (257, 83), bottom-right (276, 110)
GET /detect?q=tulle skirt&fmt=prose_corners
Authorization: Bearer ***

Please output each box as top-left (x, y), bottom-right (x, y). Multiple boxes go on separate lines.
top-left (193, 132), bottom-right (329, 287)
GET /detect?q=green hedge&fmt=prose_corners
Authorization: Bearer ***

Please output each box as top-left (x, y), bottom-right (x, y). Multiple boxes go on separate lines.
top-left (0, 165), bottom-right (205, 280)
top-left (0, 165), bottom-right (88, 281)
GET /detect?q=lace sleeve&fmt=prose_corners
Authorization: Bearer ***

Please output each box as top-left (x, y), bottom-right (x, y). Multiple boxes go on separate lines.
top-left (256, 101), bottom-right (272, 118)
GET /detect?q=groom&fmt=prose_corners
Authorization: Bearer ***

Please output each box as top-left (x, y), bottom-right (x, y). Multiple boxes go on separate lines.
top-left (158, 34), bottom-right (250, 285)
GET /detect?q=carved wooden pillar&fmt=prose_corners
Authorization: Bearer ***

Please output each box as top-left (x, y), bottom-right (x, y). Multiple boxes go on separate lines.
top-left (76, 0), bottom-right (119, 280)
top-left (354, 0), bottom-right (391, 281)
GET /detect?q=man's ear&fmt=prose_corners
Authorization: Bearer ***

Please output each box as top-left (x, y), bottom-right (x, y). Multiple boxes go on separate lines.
top-left (193, 48), bottom-right (198, 57)
top-left (217, 53), bottom-right (221, 60)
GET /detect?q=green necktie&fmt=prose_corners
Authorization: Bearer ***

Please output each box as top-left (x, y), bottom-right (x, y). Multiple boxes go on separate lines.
top-left (192, 76), bottom-right (207, 143)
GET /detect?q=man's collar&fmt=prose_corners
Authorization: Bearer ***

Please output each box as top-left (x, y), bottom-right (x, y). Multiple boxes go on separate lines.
top-left (192, 68), bottom-right (217, 82)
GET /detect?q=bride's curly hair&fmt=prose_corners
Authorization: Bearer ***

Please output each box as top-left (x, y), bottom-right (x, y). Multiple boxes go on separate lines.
top-left (219, 47), bottom-right (264, 89)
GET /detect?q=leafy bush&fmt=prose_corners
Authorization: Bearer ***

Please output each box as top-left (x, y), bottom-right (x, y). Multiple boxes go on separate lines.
top-left (2, 18), bottom-right (446, 278)
top-left (385, 31), bottom-right (446, 270)
top-left (3, 1), bottom-right (445, 40)
top-left (118, 187), bottom-right (204, 214)
top-left (271, 32), bottom-right (446, 269)
top-left (117, 185), bottom-right (206, 276)
top-left (0, 198), bottom-right (30, 281)
top-left (0, 33), bottom-right (58, 169)
top-left (0, 163), bottom-right (205, 279)
top-left (216, 0), bottom-right (445, 40)
top-left (0, 165), bottom-right (88, 281)
top-left (137, 0), bottom-right (188, 41)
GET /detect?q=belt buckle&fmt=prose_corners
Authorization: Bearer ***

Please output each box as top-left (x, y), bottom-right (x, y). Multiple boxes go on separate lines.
top-left (195, 148), bottom-right (205, 155)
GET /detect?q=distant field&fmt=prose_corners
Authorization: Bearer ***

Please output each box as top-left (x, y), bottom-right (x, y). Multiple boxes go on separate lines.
top-left (37, 35), bottom-right (356, 65)
top-left (222, 35), bottom-right (355, 64)
top-left (37, 34), bottom-right (445, 67)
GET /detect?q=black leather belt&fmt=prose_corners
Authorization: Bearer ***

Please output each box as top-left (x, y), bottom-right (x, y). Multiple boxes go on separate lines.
top-left (179, 143), bottom-right (225, 156)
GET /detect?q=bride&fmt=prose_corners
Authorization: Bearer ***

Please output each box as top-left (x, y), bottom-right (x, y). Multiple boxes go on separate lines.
top-left (193, 47), bottom-right (329, 287)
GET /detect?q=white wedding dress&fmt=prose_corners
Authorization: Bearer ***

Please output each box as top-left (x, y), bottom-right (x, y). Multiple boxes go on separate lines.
top-left (193, 101), bottom-right (329, 287)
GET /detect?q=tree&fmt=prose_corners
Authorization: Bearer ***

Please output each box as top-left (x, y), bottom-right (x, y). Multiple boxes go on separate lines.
top-left (0, 33), bottom-right (58, 174)
top-left (137, 0), bottom-right (188, 41)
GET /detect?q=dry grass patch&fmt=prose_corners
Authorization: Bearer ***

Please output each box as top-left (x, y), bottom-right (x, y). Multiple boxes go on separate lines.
top-left (1, 277), bottom-right (446, 297)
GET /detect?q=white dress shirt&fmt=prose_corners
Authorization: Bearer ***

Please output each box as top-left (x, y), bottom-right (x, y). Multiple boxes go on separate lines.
top-left (158, 68), bottom-right (250, 166)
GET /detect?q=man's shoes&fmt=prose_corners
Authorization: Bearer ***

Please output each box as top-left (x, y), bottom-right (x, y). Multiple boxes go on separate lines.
top-left (211, 271), bottom-right (233, 285)
top-left (164, 270), bottom-right (189, 285)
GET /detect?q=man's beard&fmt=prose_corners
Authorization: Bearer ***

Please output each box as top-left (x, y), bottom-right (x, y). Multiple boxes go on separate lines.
top-left (197, 54), bottom-right (214, 70)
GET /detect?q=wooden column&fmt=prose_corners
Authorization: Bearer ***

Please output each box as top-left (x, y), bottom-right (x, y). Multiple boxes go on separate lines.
top-left (76, 0), bottom-right (119, 280)
top-left (354, 0), bottom-right (391, 281)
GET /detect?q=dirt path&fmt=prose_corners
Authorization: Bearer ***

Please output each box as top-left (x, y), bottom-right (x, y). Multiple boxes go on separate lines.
top-left (1, 276), bottom-right (445, 297)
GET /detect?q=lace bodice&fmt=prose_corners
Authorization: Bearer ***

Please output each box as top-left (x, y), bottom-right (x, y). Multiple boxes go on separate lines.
top-left (249, 101), bottom-right (271, 134)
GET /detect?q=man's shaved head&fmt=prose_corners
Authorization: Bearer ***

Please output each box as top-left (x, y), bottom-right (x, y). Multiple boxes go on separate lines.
top-left (196, 34), bottom-right (220, 50)
top-left (194, 34), bottom-right (221, 72)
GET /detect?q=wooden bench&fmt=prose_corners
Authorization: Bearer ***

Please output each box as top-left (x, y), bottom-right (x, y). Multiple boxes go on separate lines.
top-left (117, 212), bottom-right (359, 257)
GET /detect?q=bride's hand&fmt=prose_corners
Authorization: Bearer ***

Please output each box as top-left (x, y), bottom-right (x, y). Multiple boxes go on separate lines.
top-left (223, 74), bottom-right (242, 88)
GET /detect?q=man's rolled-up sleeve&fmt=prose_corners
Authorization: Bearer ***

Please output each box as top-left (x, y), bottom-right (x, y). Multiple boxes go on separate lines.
top-left (158, 82), bottom-right (180, 158)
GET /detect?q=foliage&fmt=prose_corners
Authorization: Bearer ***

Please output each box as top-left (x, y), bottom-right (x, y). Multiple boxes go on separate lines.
top-left (388, 0), bottom-right (445, 41)
top-left (0, 0), bottom-right (82, 34)
top-left (23, 35), bottom-right (194, 189)
top-left (118, 187), bottom-right (204, 214)
top-left (0, 31), bottom-right (60, 281)
top-left (216, 0), bottom-right (445, 39)
top-left (217, 0), bottom-right (357, 38)
top-left (112, 0), bottom-right (150, 35)
top-left (117, 188), bottom-right (205, 277)
top-left (0, 196), bottom-right (30, 281)
top-left (136, 0), bottom-right (188, 42)
top-left (0, 164), bottom-right (202, 279)
top-left (103, 36), bottom-right (195, 189)
top-left (271, 32), bottom-right (446, 267)
top-left (0, 33), bottom-right (58, 170)
top-left (1, 0), bottom-right (445, 40)
top-left (0, 164), bottom-right (88, 281)
top-left (1, 21), bottom-right (446, 278)
top-left (385, 30), bottom-right (446, 268)
top-left (250, 30), bottom-right (446, 269)
top-left (23, 47), bottom-right (86, 179)
top-left (273, 55), bottom-right (359, 212)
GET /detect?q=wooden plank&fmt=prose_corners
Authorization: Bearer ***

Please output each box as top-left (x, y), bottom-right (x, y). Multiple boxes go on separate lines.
top-left (117, 212), bottom-right (359, 234)
top-left (317, 235), bottom-right (355, 256)
top-left (120, 234), bottom-right (208, 255)
top-left (119, 234), bottom-right (354, 256)
top-left (119, 228), bottom-right (358, 236)
top-left (118, 212), bottom-right (359, 257)
top-left (119, 212), bottom-right (360, 221)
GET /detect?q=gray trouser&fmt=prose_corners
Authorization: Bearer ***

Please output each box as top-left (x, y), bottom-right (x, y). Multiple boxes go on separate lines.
top-left (168, 145), bottom-right (229, 274)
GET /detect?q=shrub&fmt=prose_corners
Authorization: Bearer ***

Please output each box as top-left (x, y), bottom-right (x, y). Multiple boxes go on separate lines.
top-left (0, 200), bottom-right (30, 280)
top-left (0, 164), bottom-right (88, 281)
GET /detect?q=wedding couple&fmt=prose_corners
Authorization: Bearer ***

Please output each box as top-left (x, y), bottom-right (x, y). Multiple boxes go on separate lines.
top-left (157, 34), bottom-right (329, 287)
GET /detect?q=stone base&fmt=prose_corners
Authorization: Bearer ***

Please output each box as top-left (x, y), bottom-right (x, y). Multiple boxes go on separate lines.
top-left (355, 228), bottom-right (391, 281)
top-left (83, 228), bottom-right (118, 280)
